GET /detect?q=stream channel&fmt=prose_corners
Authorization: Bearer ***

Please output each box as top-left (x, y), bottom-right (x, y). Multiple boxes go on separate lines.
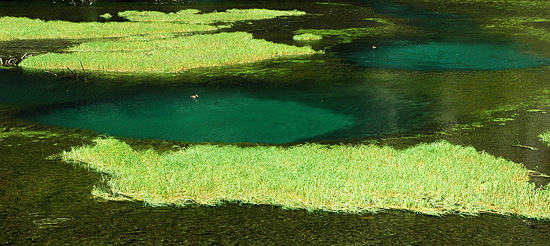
top-left (2, 0), bottom-right (550, 244)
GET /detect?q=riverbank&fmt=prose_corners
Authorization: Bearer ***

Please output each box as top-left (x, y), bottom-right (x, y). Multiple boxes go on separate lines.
top-left (61, 137), bottom-right (550, 220)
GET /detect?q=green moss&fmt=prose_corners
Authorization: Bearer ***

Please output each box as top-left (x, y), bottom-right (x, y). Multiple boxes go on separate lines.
top-left (63, 137), bottom-right (550, 219)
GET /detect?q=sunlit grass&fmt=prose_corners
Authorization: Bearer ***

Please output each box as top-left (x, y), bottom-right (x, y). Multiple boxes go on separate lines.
top-left (293, 33), bottom-right (323, 41)
top-left (0, 9), bottom-right (306, 41)
top-left (21, 32), bottom-right (320, 73)
top-left (118, 8), bottom-right (306, 24)
top-left (0, 16), bottom-right (215, 41)
top-left (62, 138), bottom-right (550, 219)
top-left (4, 8), bottom-right (318, 73)
top-left (539, 130), bottom-right (550, 146)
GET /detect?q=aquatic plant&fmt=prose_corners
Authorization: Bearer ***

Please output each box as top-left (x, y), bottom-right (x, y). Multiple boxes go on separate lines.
top-left (118, 9), bottom-right (306, 24)
top-left (62, 138), bottom-right (550, 219)
top-left (293, 33), bottom-right (323, 41)
top-left (21, 32), bottom-right (320, 73)
top-left (0, 8), bottom-right (306, 41)
top-left (0, 16), bottom-right (215, 41)
top-left (294, 25), bottom-right (413, 43)
top-left (539, 130), bottom-right (550, 146)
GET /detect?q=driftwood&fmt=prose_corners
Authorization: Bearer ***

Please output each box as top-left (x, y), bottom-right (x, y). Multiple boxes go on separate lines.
top-left (512, 143), bottom-right (539, 151)
top-left (0, 53), bottom-right (28, 67)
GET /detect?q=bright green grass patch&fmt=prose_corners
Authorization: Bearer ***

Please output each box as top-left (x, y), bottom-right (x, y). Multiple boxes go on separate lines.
top-left (0, 16), bottom-right (215, 41)
top-left (293, 33), bottom-right (323, 41)
top-left (539, 130), bottom-right (550, 146)
top-left (62, 138), bottom-right (550, 219)
top-left (0, 9), bottom-right (306, 41)
top-left (20, 32), bottom-right (320, 73)
top-left (118, 8), bottom-right (306, 24)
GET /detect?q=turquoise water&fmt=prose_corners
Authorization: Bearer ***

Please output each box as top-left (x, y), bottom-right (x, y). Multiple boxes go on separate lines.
top-left (31, 92), bottom-right (355, 143)
top-left (2, 0), bottom-right (550, 245)
top-left (345, 40), bottom-right (549, 70)
top-left (23, 83), bottom-right (432, 143)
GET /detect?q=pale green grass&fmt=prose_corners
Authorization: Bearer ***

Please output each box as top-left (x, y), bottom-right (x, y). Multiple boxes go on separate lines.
top-left (293, 33), bottom-right (323, 41)
top-left (539, 130), bottom-right (550, 146)
top-left (0, 16), bottom-right (215, 41)
top-left (62, 138), bottom-right (550, 219)
top-left (21, 32), bottom-right (320, 73)
top-left (0, 9), bottom-right (306, 41)
top-left (118, 8), bottom-right (306, 24)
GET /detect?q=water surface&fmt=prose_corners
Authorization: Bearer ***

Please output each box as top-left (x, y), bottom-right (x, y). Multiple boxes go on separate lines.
top-left (2, 0), bottom-right (550, 245)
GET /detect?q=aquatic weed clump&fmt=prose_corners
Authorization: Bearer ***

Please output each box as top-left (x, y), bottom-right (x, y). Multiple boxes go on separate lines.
top-left (21, 32), bottom-right (320, 73)
top-left (62, 137), bottom-right (550, 219)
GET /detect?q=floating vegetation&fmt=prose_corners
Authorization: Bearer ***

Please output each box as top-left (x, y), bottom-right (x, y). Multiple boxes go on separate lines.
top-left (539, 130), bottom-right (550, 146)
top-left (21, 32), bottom-right (320, 73)
top-left (294, 24), bottom-right (413, 44)
top-left (0, 126), bottom-right (60, 141)
top-left (293, 33), bottom-right (323, 41)
top-left (99, 13), bottom-right (112, 21)
top-left (3, 8), bottom-right (320, 73)
top-left (0, 16), bottom-right (215, 41)
top-left (118, 9), bottom-right (307, 24)
top-left (63, 138), bottom-right (550, 219)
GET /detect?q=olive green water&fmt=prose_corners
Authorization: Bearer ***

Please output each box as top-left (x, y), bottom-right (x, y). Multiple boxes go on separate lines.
top-left (2, 0), bottom-right (550, 244)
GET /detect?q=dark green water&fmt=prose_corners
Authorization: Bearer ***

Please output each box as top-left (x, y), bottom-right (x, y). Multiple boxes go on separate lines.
top-left (2, 0), bottom-right (550, 244)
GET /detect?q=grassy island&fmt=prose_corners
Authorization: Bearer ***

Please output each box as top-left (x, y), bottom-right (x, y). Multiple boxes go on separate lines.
top-left (21, 32), bottom-right (319, 73)
top-left (2, 8), bottom-right (321, 73)
top-left (62, 138), bottom-right (550, 219)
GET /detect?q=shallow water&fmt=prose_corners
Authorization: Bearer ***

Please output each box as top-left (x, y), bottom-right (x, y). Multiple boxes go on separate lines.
top-left (2, 0), bottom-right (550, 244)
top-left (345, 40), bottom-right (549, 70)
top-left (20, 78), bottom-right (432, 143)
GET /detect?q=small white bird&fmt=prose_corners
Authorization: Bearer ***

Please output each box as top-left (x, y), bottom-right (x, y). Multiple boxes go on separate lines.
top-left (190, 94), bottom-right (199, 99)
